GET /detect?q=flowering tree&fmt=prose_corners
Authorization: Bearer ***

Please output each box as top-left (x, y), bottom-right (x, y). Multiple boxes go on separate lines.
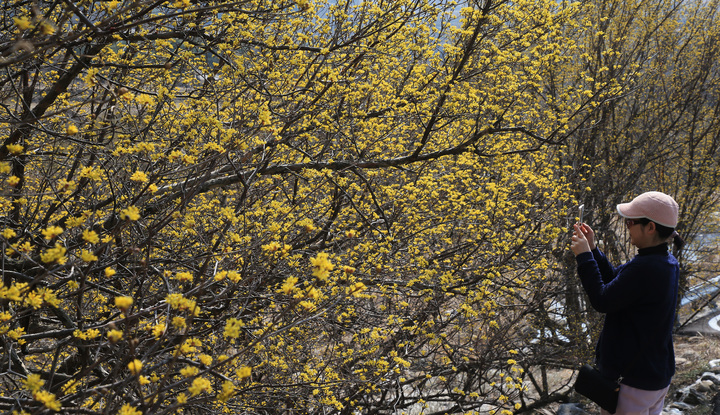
top-left (1, 0), bottom-right (719, 414)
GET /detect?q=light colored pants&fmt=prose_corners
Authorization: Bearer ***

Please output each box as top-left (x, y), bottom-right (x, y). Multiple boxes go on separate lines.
top-left (600, 383), bottom-right (670, 415)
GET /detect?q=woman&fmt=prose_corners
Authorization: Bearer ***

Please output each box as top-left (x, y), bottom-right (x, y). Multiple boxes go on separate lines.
top-left (570, 191), bottom-right (684, 415)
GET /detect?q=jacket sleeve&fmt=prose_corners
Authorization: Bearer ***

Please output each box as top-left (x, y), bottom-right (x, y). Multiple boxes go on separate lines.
top-left (575, 252), bottom-right (645, 314)
top-left (590, 248), bottom-right (616, 284)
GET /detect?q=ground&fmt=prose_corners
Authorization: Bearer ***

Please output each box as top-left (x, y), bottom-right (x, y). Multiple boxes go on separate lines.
top-left (670, 333), bottom-right (720, 415)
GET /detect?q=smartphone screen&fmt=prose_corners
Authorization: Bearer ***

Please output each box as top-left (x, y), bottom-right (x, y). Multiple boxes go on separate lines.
top-left (578, 204), bottom-right (584, 224)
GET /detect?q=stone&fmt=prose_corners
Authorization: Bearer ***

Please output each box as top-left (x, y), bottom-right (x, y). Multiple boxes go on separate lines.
top-left (669, 401), bottom-right (693, 411)
top-left (702, 372), bottom-right (720, 385)
top-left (557, 403), bottom-right (591, 415)
top-left (695, 379), bottom-right (716, 393)
top-left (661, 408), bottom-right (684, 415)
top-left (676, 386), bottom-right (707, 405)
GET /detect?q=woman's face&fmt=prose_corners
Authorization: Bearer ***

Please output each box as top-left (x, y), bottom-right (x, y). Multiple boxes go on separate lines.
top-left (627, 220), bottom-right (657, 249)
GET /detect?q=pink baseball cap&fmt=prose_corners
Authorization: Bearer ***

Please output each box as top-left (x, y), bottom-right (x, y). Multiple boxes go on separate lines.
top-left (616, 191), bottom-right (679, 228)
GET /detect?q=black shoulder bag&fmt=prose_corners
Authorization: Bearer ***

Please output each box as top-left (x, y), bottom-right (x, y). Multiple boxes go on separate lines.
top-left (573, 364), bottom-right (621, 413)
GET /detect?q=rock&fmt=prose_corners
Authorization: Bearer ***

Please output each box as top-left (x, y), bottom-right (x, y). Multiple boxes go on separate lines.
top-left (675, 386), bottom-right (707, 405)
top-left (669, 401), bottom-right (693, 411)
top-left (702, 372), bottom-right (720, 385)
top-left (695, 379), bottom-right (716, 393)
top-left (675, 357), bottom-right (689, 366)
top-left (709, 359), bottom-right (720, 368)
top-left (557, 403), bottom-right (591, 415)
top-left (662, 408), bottom-right (684, 415)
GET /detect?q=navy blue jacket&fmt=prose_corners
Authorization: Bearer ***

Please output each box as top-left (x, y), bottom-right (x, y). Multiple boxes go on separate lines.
top-left (575, 243), bottom-right (679, 390)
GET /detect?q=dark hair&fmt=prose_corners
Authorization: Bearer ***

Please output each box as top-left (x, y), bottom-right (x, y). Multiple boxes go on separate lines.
top-left (636, 217), bottom-right (685, 251)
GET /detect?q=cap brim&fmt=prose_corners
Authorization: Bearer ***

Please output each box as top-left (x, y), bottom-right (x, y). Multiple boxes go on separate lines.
top-left (616, 203), bottom-right (643, 219)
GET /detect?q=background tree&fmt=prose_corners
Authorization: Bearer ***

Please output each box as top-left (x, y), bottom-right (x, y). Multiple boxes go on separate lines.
top-left (1, 0), bottom-right (719, 414)
top-left (526, 0), bottom-right (720, 404)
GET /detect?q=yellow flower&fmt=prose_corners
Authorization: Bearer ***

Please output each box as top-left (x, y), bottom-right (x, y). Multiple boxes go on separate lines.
top-left (107, 329), bottom-right (123, 343)
top-left (277, 276), bottom-right (298, 295)
top-left (105, 0), bottom-right (120, 11)
top-left (39, 21), bottom-right (55, 35)
top-left (188, 377), bottom-right (212, 396)
top-left (217, 380), bottom-right (235, 402)
top-left (171, 316), bottom-right (186, 329)
top-left (65, 215), bottom-right (85, 228)
top-left (24, 292), bottom-right (43, 309)
top-left (74, 329), bottom-right (100, 340)
top-left (23, 373), bottom-right (45, 392)
top-left (33, 389), bottom-right (61, 411)
top-left (165, 294), bottom-right (199, 315)
top-left (175, 271), bottom-right (193, 282)
top-left (8, 327), bottom-right (26, 344)
top-left (226, 270), bottom-right (241, 282)
top-left (41, 226), bottom-right (63, 240)
top-left (6, 144), bottom-right (23, 154)
top-left (114, 296), bottom-right (133, 311)
top-left (223, 318), bottom-right (243, 339)
top-left (152, 323), bottom-right (166, 339)
top-left (128, 359), bottom-right (143, 375)
top-left (310, 252), bottom-right (334, 281)
top-left (7, 176), bottom-right (20, 187)
top-left (135, 94), bottom-right (154, 105)
top-left (80, 249), bottom-right (98, 262)
top-left (0, 283), bottom-right (25, 302)
top-left (67, 124), bottom-right (79, 135)
top-left (306, 287), bottom-right (320, 300)
top-left (2, 229), bottom-right (16, 239)
top-left (118, 404), bottom-right (142, 415)
top-left (236, 366), bottom-right (252, 379)
top-left (79, 166), bottom-right (102, 180)
top-left (120, 206), bottom-right (140, 221)
top-left (40, 244), bottom-right (67, 264)
top-left (299, 300), bottom-right (316, 311)
top-left (180, 366), bottom-right (199, 377)
top-left (58, 179), bottom-right (76, 192)
top-left (294, 0), bottom-right (311, 10)
top-left (17, 241), bottom-right (32, 253)
top-left (82, 229), bottom-right (99, 244)
top-left (39, 288), bottom-right (59, 307)
top-left (258, 102), bottom-right (271, 125)
top-left (348, 282), bottom-right (366, 297)
top-left (13, 16), bottom-right (32, 30)
top-left (129, 170), bottom-right (148, 182)
top-left (262, 241), bottom-right (282, 252)
top-left (105, 267), bottom-right (116, 277)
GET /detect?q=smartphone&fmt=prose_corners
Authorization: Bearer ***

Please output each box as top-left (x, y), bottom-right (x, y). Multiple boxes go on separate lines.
top-left (578, 204), bottom-right (585, 224)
